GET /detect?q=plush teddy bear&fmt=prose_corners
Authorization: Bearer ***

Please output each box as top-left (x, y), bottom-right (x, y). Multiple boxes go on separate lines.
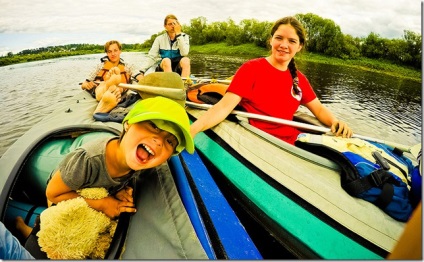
top-left (36, 188), bottom-right (117, 259)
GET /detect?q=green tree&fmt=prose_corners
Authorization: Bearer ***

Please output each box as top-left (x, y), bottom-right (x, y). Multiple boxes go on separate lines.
top-left (385, 38), bottom-right (407, 65)
top-left (225, 19), bottom-right (244, 45)
top-left (341, 34), bottom-right (361, 59)
top-left (403, 30), bottom-right (421, 68)
top-left (186, 16), bottom-right (208, 45)
top-left (203, 21), bottom-right (228, 43)
top-left (250, 20), bottom-right (273, 48)
top-left (296, 13), bottom-right (344, 57)
top-left (361, 32), bottom-right (386, 59)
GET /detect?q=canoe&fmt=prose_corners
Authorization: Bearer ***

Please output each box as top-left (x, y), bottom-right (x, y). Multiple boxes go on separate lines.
top-left (0, 90), bottom-right (262, 259)
top-left (186, 105), bottom-right (417, 259)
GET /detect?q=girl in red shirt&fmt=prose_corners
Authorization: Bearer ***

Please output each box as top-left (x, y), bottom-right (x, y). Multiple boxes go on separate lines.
top-left (190, 16), bottom-right (353, 145)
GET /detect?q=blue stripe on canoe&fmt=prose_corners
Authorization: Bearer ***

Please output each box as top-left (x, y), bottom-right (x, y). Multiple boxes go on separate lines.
top-left (180, 150), bottom-right (263, 259)
top-left (193, 130), bottom-right (382, 259)
top-left (169, 156), bottom-right (216, 259)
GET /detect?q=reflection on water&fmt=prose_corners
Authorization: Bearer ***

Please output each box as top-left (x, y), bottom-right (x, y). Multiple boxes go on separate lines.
top-left (297, 62), bottom-right (421, 146)
top-left (0, 52), bottom-right (421, 157)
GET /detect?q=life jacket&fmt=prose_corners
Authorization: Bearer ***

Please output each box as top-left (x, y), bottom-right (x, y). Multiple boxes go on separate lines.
top-left (187, 83), bottom-right (229, 104)
top-left (95, 58), bottom-right (131, 84)
top-left (295, 133), bottom-right (415, 222)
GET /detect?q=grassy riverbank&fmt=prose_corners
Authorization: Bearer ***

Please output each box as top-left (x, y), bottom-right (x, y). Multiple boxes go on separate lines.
top-left (189, 43), bottom-right (421, 82)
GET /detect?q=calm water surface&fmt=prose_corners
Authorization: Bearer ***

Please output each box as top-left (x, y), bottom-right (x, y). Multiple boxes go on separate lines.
top-left (0, 52), bottom-right (421, 157)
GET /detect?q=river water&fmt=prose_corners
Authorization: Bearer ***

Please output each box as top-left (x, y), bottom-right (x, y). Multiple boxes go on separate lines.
top-left (0, 52), bottom-right (421, 157)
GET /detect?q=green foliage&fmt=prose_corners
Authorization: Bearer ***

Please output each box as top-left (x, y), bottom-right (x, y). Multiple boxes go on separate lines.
top-left (185, 17), bottom-right (274, 48)
top-left (250, 21), bottom-right (273, 48)
top-left (200, 21), bottom-right (227, 44)
top-left (361, 32), bottom-right (385, 58)
top-left (341, 34), bottom-right (361, 59)
top-left (225, 19), bottom-right (246, 45)
top-left (360, 30), bottom-right (422, 68)
top-left (402, 30), bottom-right (421, 68)
top-left (185, 16), bottom-right (208, 45)
top-left (296, 13), bottom-right (345, 58)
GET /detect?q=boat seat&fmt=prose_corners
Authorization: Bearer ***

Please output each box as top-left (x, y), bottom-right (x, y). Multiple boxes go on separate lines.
top-left (4, 199), bottom-right (46, 229)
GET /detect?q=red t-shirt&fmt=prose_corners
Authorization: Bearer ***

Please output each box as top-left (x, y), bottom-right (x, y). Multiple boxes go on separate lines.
top-left (227, 58), bottom-right (316, 145)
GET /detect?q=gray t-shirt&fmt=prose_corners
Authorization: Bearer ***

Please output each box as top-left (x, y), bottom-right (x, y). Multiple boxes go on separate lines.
top-left (58, 136), bottom-right (142, 195)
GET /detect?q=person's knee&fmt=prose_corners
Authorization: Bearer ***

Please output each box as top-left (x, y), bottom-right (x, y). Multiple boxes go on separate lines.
top-left (162, 58), bottom-right (171, 63)
top-left (161, 58), bottom-right (172, 69)
top-left (180, 57), bottom-right (190, 68)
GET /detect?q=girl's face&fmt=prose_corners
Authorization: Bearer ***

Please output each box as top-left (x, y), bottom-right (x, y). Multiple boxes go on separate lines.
top-left (269, 24), bottom-right (303, 65)
top-left (120, 121), bottom-right (178, 170)
top-left (106, 43), bottom-right (121, 63)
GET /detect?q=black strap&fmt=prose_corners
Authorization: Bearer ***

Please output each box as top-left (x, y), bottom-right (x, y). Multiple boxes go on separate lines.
top-left (342, 169), bottom-right (393, 195)
top-left (342, 169), bottom-right (396, 210)
top-left (392, 147), bottom-right (404, 157)
top-left (373, 182), bottom-right (394, 209)
top-left (384, 157), bottom-right (410, 186)
top-left (24, 205), bottom-right (39, 226)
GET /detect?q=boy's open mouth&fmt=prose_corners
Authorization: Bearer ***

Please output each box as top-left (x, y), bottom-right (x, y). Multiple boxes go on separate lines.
top-left (137, 143), bottom-right (155, 162)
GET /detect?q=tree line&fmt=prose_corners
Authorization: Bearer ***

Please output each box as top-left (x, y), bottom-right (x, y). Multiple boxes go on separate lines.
top-left (1, 13), bottom-right (421, 69)
top-left (142, 13), bottom-right (421, 69)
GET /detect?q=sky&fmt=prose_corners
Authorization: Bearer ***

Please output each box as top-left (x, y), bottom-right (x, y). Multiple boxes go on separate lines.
top-left (0, 0), bottom-right (422, 56)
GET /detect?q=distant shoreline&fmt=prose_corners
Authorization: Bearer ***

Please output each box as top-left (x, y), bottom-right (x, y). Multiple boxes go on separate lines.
top-left (190, 43), bottom-right (421, 83)
top-left (1, 43), bottom-right (421, 82)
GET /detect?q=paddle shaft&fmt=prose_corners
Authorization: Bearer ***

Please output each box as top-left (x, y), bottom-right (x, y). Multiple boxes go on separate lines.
top-left (182, 77), bottom-right (231, 85)
top-left (186, 101), bottom-right (412, 152)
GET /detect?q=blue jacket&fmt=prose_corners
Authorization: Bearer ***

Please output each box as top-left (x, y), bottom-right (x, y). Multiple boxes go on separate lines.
top-left (139, 32), bottom-right (190, 73)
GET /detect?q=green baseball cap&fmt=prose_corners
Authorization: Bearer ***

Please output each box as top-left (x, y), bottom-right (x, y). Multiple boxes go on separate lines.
top-left (123, 96), bottom-right (194, 154)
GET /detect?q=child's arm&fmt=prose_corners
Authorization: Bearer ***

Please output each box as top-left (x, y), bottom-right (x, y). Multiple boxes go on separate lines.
top-left (45, 170), bottom-right (80, 205)
top-left (46, 171), bottom-right (136, 218)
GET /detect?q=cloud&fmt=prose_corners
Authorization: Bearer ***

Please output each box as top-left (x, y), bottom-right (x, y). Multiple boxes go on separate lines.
top-left (0, 0), bottom-right (421, 56)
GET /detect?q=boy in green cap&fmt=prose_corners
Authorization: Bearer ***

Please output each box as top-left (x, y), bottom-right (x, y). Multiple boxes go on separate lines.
top-left (45, 96), bottom-right (194, 217)
top-left (16, 96), bottom-right (194, 254)
top-left (17, 96), bottom-right (194, 257)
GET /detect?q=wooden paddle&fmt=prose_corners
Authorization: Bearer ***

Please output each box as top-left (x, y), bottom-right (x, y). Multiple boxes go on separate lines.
top-left (186, 101), bottom-right (415, 153)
